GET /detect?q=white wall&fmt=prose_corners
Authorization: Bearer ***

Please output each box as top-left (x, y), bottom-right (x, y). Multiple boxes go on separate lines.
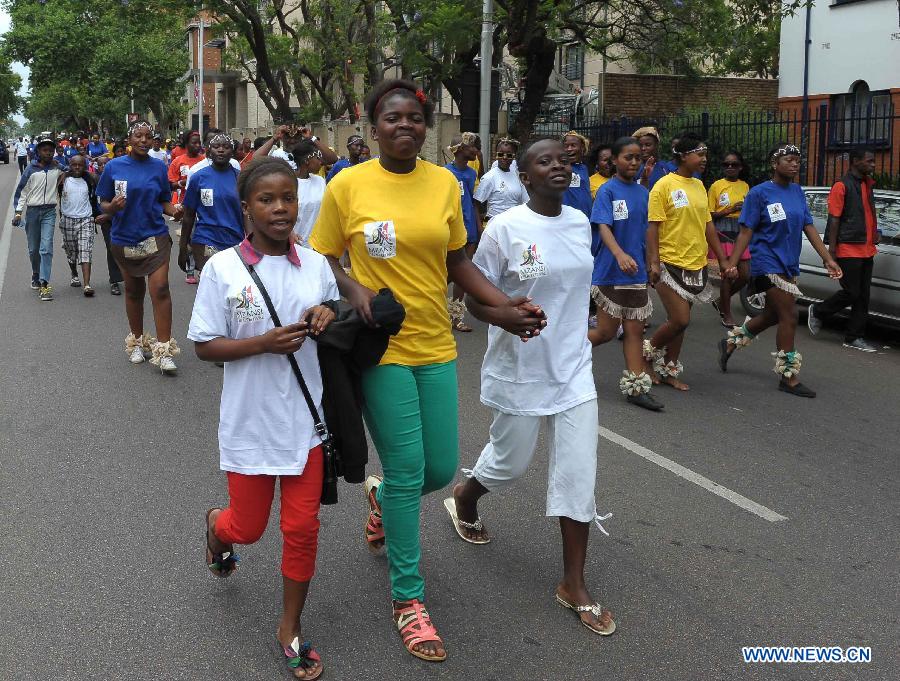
top-left (779, 0), bottom-right (900, 98)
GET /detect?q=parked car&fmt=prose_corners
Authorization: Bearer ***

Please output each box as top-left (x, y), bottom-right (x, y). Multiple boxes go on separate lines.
top-left (0, 140), bottom-right (8, 164)
top-left (741, 186), bottom-right (900, 325)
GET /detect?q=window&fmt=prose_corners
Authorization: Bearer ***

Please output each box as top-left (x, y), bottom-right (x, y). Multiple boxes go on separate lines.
top-left (561, 43), bottom-right (583, 82)
top-left (830, 81), bottom-right (892, 147)
top-left (804, 190), bottom-right (830, 234)
top-left (874, 194), bottom-right (900, 247)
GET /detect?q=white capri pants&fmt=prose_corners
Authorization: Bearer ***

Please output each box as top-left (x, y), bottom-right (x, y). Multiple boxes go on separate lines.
top-left (467, 398), bottom-right (599, 524)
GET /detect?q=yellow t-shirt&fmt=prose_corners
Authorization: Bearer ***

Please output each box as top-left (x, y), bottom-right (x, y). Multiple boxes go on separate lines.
top-left (310, 159), bottom-right (468, 366)
top-left (648, 173), bottom-right (712, 271)
top-left (468, 157), bottom-right (481, 189)
top-left (590, 172), bottom-right (610, 199)
top-left (707, 178), bottom-right (750, 219)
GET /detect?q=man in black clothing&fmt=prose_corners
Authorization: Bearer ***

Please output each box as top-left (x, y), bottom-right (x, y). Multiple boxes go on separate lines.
top-left (807, 148), bottom-right (879, 352)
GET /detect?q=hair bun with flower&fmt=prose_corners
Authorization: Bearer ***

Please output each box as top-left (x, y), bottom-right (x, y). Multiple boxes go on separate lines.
top-left (415, 89), bottom-right (427, 104)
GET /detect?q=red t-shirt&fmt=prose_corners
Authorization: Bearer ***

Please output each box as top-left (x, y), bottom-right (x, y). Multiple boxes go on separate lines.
top-left (827, 176), bottom-right (877, 259)
top-left (171, 146), bottom-right (186, 160)
top-left (167, 152), bottom-right (205, 203)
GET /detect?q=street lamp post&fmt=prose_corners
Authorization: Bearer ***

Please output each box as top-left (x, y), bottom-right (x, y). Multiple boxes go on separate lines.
top-left (198, 19), bottom-right (205, 143)
top-left (478, 0), bottom-right (494, 161)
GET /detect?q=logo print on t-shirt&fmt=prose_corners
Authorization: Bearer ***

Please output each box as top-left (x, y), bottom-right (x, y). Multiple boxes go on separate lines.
top-left (364, 220), bottom-right (397, 259)
top-left (201, 189), bottom-right (214, 206)
top-left (518, 243), bottom-right (550, 280)
top-left (671, 189), bottom-right (689, 208)
top-left (766, 202), bottom-right (787, 222)
top-left (458, 180), bottom-right (465, 196)
top-left (569, 173), bottom-right (581, 188)
top-left (233, 285), bottom-right (264, 323)
top-left (718, 192), bottom-right (730, 207)
top-left (114, 180), bottom-right (127, 198)
top-left (613, 200), bottom-right (629, 221)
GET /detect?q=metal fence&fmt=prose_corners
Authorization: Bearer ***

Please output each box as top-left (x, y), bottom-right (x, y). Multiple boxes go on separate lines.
top-left (510, 103), bottom-right (899, 189)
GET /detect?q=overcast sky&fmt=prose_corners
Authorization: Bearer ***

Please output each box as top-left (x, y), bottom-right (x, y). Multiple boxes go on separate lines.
top-left (1, 11), bottom-right (30, 125)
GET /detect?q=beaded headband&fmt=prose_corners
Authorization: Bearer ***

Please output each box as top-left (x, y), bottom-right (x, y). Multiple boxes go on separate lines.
top-left (127, 121), bottom-right (153, 136)
top-left (209, 133), bottom-right (233, 146)
top-left (772, 144), bottom-right (801, 159)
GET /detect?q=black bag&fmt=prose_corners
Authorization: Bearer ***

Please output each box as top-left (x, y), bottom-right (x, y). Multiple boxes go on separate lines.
top-left (233, 246), bottom-right (341, 504)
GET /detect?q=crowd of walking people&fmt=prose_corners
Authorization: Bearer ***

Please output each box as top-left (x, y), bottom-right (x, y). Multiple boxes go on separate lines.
top-left (7, 77), bottom-right (884, 678)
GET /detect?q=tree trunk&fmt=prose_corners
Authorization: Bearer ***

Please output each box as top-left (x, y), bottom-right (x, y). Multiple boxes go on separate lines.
top-left (509, 36), bottom-right (556, 142)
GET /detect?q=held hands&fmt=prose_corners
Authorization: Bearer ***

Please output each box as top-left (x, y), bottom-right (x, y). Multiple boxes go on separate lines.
top-left (719, 259), bottom-right (738, 280)
top-left (11, 213), bottom-right (21, 227)
top-left (615, 252), bottom-right (639, 275)
top-left (824, 258), bottom-right (843, 279)
top-left (648, 261), bottom-right (661, 287)
top-left (177, 246), bottom-right (190, 273)
top-left (493, 296), bottom-right (548, 342)
top-left (170, 204), bottom-right (185, 221)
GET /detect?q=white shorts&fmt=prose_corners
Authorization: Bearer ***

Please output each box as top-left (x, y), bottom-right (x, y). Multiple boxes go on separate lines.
top-left (467, 399), bottom-right (599, 523)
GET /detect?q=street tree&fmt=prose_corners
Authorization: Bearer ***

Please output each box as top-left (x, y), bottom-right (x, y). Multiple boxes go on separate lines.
top-left (3, 0), bottom-right (191, 133)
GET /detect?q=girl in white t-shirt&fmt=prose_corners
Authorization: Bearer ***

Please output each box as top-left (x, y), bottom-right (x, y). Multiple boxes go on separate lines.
top-left (445, 139), bottom-right (616, 637)
top-left (289, 138), bottom-right (327, 246)
top-left (473, 137), bottom-right (528, 220)
top-left (187, 156), bottom-right (338, 680)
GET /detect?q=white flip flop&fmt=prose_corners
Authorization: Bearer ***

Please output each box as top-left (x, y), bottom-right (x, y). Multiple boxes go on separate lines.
top-left (442, 497), bottom-right (490, 545)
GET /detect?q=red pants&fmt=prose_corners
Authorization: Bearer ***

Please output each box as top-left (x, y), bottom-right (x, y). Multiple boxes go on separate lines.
top-left (214, 447), bottom-right (323, 582)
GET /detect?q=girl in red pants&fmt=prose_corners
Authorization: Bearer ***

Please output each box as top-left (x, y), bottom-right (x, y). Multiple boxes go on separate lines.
top-left (187, 157), bottom-right (338, 680)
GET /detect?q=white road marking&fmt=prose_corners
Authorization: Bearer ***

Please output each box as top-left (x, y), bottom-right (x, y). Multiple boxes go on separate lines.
top-left (0, 194), bottom-right (16, 303)
top-left (598, 426), bottom-right (788, 522)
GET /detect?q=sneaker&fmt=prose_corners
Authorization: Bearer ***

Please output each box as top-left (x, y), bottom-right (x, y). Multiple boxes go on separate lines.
top-left (150, 339), bottom-right (181, 375)
top-left (185, 274), bottom-right (198, 285)
top-left (39, 284), bottom-right (53, 301)
top-left (129, 346), bottom-right (145, 364)
top-left (842, 338), bottom-right (877, 353)
top-left (70, 276), bottom-right (81, 287)
top-left (158, 355), bottom-right (177, 374)
top-left (110, 282), bottom-right (122, 296)
top-left (30, 275), bottom-right (39, 290)
top-left (806, 304), bottom-right (822, 336)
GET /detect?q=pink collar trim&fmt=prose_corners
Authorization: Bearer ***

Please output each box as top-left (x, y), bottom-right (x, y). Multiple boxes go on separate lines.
top-left (238, 235), bottom-right (302, 267)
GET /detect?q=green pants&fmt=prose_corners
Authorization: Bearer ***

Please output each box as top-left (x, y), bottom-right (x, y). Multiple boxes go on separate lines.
top-left (362, 360), bottom-right (459, 601)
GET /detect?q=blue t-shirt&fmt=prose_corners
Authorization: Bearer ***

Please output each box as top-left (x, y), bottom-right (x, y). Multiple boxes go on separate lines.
top-left (182, 164), bottom-right (243, 249)
top-left (27, 143), bottom-right (36, 157)
top-left (590, 177), bottom-right (650, 286)
top-left (96, 155), bottom-right (171, 245)
top-left (326, 157), bottom-right (357, 183)
top-left (444, 162), bottom-right (479, 242)
top-left (53, 153), bottom-right (69, 170)
top-left (563, 162), bottom-right (592, 218)
top-left (63, 146), bottom-right (78, 159)
top-left (87, 142), bottom-right (108, 158)
top-left (739, 181), bottom-right (813, 278)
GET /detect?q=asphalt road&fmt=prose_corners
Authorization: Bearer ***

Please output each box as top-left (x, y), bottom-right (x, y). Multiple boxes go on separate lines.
top-left (1, 161), bottom-right (897, 681)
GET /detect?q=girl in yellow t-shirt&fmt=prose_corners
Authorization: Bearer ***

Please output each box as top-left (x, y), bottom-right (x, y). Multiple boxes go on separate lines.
top-left (589, 143), bottom-right (614, 198)
top-left (707, 151), bottom-right (751, 327)
top-left (645, 133), bottom-right (735, 391)
top-left (309, 78), bottom-right (546, 664)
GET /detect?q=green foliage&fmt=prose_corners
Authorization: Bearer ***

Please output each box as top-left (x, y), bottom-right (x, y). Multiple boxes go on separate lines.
top-left (3, 0), bottom-right (191, 133)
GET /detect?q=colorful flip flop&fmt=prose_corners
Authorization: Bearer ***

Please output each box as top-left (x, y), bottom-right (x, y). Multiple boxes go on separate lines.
top-left (279, 637), bottom-right (323, 680)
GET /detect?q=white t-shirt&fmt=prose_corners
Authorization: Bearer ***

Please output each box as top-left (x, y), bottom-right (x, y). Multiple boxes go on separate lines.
top-left (473, 166), bottom-right (528, 218)
top-left (148, 148), bottom-right (168, 162)
top-left (187, 245), bottom-right (339, 475)
top-left (473, 204), bottom-right (596, 416)
top-left (15, 141), bottom-right (28, 156)
top-left (60, 177), bottom-right (92, 218)
top-left (272, 147), bottom-right (297, 171)
top-left (185, 157), bottom-right (242, 187)
top-left (294, 175), bottom-right (326, 246)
